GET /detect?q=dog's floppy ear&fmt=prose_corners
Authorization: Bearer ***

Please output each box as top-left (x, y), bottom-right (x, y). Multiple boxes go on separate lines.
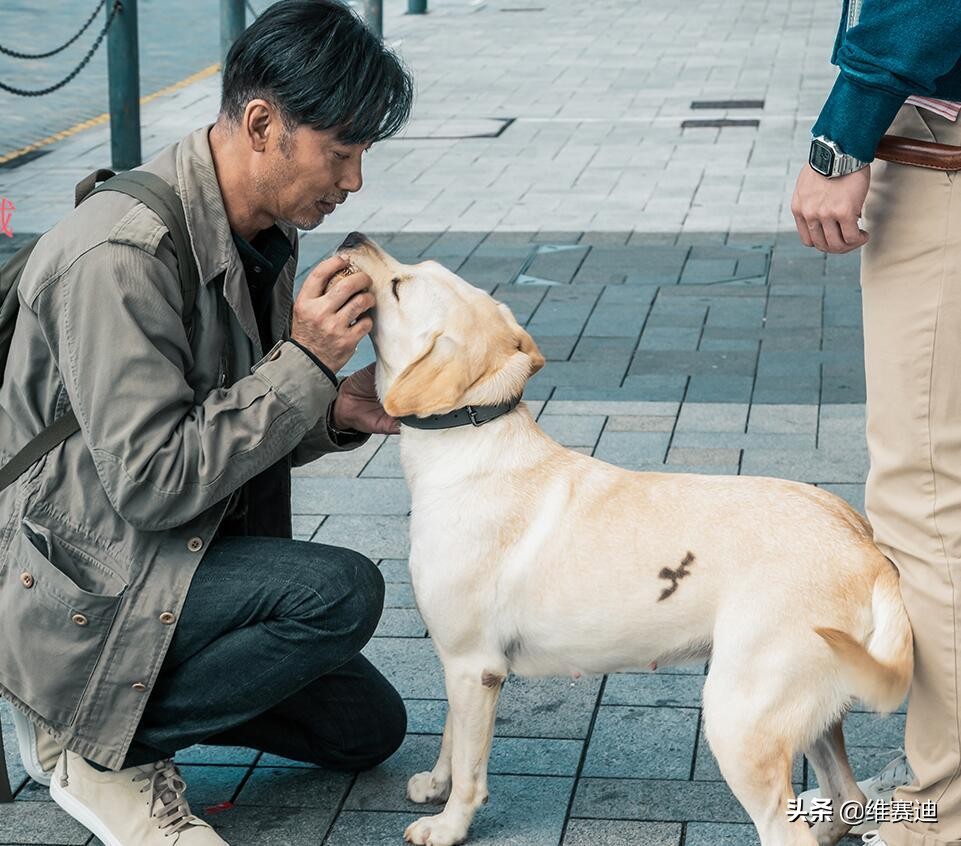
top-left (497, 303), bottom-right (545, 375)
top-left (383, 333), bottom-right (473, 418)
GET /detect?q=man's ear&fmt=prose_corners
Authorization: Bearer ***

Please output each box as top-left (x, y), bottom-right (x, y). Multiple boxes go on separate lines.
top-left (383, 334), bottom-right (472, 418)
top-left (497, 303), bottom-right (545, 375)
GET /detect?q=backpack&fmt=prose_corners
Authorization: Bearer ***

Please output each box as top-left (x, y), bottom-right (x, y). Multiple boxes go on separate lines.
top-left (0, 168), bottom-right (199, 494)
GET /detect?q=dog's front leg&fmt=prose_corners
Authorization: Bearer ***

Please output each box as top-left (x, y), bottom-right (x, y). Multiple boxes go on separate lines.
top-left (407, 709), bottom-right (453, 804)
top-left (404, 663), bottom-right (503, 846)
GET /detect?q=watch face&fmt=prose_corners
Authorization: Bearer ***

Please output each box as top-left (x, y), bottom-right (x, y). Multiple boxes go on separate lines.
top-left (810, 142), bottom-right (835, 175)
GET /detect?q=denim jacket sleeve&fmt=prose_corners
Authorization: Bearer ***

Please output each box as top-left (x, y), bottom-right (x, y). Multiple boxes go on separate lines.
top-left (31, 239), bottom-right (339, 531)
top-left (813, 0), bottom-right (961, 161)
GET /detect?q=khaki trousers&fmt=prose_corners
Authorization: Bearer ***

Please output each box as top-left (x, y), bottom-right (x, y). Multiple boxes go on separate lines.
top-left (865, 105), bottom-right (961, 846)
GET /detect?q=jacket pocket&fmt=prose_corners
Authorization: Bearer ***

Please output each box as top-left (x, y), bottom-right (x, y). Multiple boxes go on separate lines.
top-left (0, 519), bottom-right (126, 725)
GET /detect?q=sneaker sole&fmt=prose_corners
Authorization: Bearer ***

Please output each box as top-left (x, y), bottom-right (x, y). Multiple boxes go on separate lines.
top-left (49, 776), bottom-right (127, 846)
top-left (10, 709), bottom-right (52, 788)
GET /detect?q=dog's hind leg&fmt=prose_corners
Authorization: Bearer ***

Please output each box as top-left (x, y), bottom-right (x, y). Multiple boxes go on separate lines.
top-left (804, 719), bottom-right (864, 846)
top-left (703, 664), bottom-right (819, 846)
top-left (404, 659), bottom-right (504, 846)
top-left (407, 709), bottom-right (453, 805)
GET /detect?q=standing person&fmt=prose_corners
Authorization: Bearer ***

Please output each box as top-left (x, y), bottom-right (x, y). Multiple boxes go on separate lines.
top-left (791, 2), bottom-right (961, 844)
top-left (0, 1), bottom-right (413, 843)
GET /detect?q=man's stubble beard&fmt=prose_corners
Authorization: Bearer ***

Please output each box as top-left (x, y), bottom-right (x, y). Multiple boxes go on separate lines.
top-left (254, 154), bottom-right (324, 232)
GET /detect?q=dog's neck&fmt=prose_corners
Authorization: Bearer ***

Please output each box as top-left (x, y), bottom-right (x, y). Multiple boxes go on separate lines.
top-left (396, 396), bottom-right (521, 430)
top-left (397, 402), bottom-right (558, 488)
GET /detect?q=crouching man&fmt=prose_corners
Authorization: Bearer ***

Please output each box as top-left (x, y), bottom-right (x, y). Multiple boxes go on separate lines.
top-left (0, 1), bottom-right (413, 842)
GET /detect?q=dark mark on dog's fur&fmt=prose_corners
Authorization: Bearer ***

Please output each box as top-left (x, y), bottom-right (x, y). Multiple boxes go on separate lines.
top-left (658, 551), bottom-right (696, 601)
top-left (481, 671), bottom-right (505, 688)
top-left (502, 636), bottom-right (523, 663)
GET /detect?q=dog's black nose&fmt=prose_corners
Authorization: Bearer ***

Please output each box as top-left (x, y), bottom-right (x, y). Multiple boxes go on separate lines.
top-left (339, 231), bottom-right (368, 250)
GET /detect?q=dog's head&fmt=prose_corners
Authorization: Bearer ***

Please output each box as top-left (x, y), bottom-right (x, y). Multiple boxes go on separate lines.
top-left (336, 232), bottom-right (544, 419)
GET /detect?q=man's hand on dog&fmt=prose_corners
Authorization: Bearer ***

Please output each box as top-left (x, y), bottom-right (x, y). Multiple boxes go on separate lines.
top-left (292, 255), bottom-right (374, 372)
top-left (333, 363), bottom-right (400, 435)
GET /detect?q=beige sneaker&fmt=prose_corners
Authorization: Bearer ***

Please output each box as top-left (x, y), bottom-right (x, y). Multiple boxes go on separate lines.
top-left (50, 751), bottom-right (228, 845)
top-left (798, 751), bottom-right (914, 835)
top-left (11, 709), bottom-right (61, 786)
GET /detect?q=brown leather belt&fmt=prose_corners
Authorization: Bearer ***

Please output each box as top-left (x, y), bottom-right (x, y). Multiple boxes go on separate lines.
top-left (875, 134), bottom-right (961, 171)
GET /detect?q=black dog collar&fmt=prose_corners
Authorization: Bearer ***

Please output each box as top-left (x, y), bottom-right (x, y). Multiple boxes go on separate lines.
top-left (398, 396), bottom-right (521, 430)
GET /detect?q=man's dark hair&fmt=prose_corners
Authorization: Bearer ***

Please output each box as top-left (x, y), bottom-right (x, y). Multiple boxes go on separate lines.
top-left (220, 0), bottom-right (413, 144)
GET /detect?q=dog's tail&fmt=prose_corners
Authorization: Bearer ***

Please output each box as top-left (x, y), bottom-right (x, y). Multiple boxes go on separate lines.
top-left (815, 563), bottom-right (913, 713)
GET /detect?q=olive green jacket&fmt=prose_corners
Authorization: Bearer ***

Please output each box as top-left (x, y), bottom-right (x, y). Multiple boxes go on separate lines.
top-left (0, 126), bottom-right (359, 768)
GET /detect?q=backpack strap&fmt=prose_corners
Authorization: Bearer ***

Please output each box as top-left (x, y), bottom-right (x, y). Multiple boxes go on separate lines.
top-left (87, 171), bottom-right (199, 321)
top-left (0, 411), bottom-right (81, 493)
top-left (74, 169), bottom-right (117, 207)
top-left (0, 170), bottom-right (200, 494)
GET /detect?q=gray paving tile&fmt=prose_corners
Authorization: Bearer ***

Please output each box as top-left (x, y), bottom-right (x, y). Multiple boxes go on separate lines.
top-left (538, 415), bottom-right (606, 447)
top-left (359, 440), bottom-right (404, 479)
top-left (375, 608), bottom-right (427, 638)
top-left (562, 819), bottom-right (682, 845)
top-left (603, 673), bottom-right (705, 707)
top-left (312, 515), bottom-right (410, 560)
top-left (385, 582), bottom-right (416, 608)
top-left (235, 766), bottom-right (352, 808)
top-left (175, 745), bottom-right (259, 766)
top-left (685, 822), bottom-right (761, 845)
top-left (196, 804), bottom-right (344, 845)
top-left (572, 777), bottom-right (750, 823)
top-left (177, 765), bottom-right (249, 808)
top-left (747, 404), bottom-right (818, 434)
top-left (842, 713), bottom-right (906, 749)
top-left (667, 447), bottom-right (741, 467)
top-left (291, 478), bottom-right (410, 516)
top-left (546, 401), bottom-right (680, 418)
top-left (594, 431), bottom-right (671, 466)
top-left (378, 559), bottom-right (411, 583)
top-left (0, 803), bottom-right (90, 845)
top-left (605, 414), bottom-right (676, 432)
top-left (583, 706), bottom-right (699, 780)
top-left (362, 638), bottom-right (445, 700)
top-left (739, 449), bottom-right (868, 485)
top-left (676, 403), bottom-right (749, 433)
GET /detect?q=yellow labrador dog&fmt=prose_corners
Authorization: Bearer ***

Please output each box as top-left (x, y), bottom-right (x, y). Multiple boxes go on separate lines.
top-left (336, 232), bottom-right (913, 846)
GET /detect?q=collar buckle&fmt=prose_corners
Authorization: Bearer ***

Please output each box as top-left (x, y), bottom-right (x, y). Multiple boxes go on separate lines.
top-left (466, 405), bottom-right (482, 426)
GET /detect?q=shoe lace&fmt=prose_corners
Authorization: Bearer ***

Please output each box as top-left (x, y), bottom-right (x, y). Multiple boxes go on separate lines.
top-left (132, 760), bottom-right (199, 838)
top-left (875, 751), bottom-right (914, 792)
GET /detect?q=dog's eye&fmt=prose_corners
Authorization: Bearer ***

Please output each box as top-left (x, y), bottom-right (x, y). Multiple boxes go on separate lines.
top-left (391, 277), bottom-right (402, 299)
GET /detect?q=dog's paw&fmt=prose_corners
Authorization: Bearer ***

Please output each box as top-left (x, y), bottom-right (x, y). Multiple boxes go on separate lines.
top-left (404, 813), bottom-right (468, 846)
top-left (407, 771), bottom-right (451, 804)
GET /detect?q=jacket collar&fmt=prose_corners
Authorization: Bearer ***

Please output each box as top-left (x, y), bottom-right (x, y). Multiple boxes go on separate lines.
top-left (175, 125), bottom-right (297, 359)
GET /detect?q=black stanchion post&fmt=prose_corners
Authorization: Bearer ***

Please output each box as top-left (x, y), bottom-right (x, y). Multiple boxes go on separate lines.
top-left (107, 0), bottom-right (141, 170)
top-left (408, 0), bottom-right (427, 14)
top-left (365, 0), bottom-right (383, 37)
top-left (221, 0), bottom-right (246, 65)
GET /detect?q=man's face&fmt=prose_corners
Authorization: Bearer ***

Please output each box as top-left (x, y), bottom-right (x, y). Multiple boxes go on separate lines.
top-left (253, 122), bottom-right (369, 231)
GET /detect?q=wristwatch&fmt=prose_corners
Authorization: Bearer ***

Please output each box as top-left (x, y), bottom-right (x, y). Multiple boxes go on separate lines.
top-left (809, 136), bottom-right (869, 178)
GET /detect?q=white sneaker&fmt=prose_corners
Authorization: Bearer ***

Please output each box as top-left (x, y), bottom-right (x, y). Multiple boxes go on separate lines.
top-left (50, 750), bottom-right (228, 845)
top-left (11, 709), bottom-right (61, 787)
top-left (862, 833), bottom-right (888, 845)
top-left (799, 752), bottom-right (914, 835)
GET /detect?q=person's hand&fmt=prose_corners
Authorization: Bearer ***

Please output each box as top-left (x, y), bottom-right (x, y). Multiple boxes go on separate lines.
top-left (792, 163), bottom-right (871, 254)
top-left (291, 255), bottom-right (374, 373)
top-left (332, 363), bottom-right (400, 435)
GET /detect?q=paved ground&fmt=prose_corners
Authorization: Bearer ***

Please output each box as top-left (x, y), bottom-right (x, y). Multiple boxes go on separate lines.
top-left (0, 0), bottom-right (905, 844)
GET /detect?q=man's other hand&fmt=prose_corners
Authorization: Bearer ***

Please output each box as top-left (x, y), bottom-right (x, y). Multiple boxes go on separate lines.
top-left (332, 363), bottom-right (400, 435)
top-left (792, 164), bottom-right (871, 254)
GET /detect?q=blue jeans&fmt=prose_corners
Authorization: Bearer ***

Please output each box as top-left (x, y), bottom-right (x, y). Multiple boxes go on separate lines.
top-left (122, 536), bottom-right (405, 770)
